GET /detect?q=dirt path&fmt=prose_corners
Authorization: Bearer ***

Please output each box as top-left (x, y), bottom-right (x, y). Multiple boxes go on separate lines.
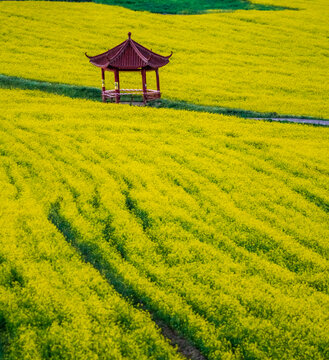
top-left (251, 117), bottom-right (329, 126)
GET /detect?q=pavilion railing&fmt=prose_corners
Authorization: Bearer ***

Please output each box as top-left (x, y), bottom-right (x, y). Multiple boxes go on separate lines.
top-left (103, 89), bottom-right (161, 103)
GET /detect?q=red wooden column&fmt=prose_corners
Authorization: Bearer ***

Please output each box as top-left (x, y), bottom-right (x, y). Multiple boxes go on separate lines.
top-left (101, 68), bottom-right (106, 102)
top-left (114, 69), bottom-right (120, 103)
top-left (141, 68), bottom-right (147, 103)
top-left (155, 68), bottom-right (160, 98)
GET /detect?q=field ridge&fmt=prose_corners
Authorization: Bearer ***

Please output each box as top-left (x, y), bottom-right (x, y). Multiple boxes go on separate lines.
top-left (1, 74), bottom-right (328, 124)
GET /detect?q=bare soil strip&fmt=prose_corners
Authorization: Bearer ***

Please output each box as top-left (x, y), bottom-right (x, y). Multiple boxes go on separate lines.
top-left (156, 320), bottom-right (206, 360)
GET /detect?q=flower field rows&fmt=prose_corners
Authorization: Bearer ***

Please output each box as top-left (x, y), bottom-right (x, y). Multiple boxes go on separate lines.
top-left (1, 0), bottom-right (329, 118)
top-left (1, 89), bottom-right (328, 359)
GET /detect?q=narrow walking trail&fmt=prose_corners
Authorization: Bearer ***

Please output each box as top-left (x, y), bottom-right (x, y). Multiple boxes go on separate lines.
top-left (251, 118), bottom-right (329, 126)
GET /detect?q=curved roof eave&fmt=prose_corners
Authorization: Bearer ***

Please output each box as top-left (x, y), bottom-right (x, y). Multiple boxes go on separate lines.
top-left (86, 32), bottom-right (172, 70)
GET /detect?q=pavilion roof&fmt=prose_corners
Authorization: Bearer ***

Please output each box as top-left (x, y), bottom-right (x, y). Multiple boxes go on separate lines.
top-left (86, 32), bottom-right (172, 70)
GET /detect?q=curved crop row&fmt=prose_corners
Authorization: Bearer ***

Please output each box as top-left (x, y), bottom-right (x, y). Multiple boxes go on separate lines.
top-left (1, 89), bottom-right (328, 359)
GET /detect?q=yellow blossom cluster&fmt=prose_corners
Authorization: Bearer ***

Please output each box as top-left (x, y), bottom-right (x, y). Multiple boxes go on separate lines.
top-left (1, 89), bottom-right (328, 359)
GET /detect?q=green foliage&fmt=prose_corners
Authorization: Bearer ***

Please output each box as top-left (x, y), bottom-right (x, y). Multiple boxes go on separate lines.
top-left (0, 75), bottom-right (101, 102)
top-left (91, 0), bottom-right (289, 14)
top-left (1, 89), bottom-right (329, 359)
top-left (25, 0), bottom-right (291, 14)
top-left (1, 74), bottom-right (326, 121)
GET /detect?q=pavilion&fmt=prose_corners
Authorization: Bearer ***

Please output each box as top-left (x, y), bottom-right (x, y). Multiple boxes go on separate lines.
top-left (85, 32), bottom-right (172, 104)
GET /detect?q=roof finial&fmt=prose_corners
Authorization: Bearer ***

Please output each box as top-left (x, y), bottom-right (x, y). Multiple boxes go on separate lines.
top-left (128, 32), bottom-right (131, 39)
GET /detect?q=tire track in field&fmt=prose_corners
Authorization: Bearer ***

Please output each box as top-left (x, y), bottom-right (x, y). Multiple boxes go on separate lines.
top-left (55, 170), bottom-right (271, 358)
top-left (47, 200), bottom-right (207, 360)
top-left (48, 191), bottom-right (288, 360)
top-left (63, 171), bottom-right (260, 357)
top-left (47, 172), bottom-right (238, 359)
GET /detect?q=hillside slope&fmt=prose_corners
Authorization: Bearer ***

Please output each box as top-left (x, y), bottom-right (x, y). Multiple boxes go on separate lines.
top-left (1, 89), bottom-right (329, 359)
top-left (0, 0), bottom-right (329, 117)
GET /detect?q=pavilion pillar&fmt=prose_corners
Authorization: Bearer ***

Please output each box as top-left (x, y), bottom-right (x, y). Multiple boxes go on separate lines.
top-left (141, 68), bottom-right (147, 103)
top-left (101, 68), bottom-right (106, 102)
top-left (155, 68), bottom-right (160, 98)
top-left (114, 69), bottom-right (120, 103)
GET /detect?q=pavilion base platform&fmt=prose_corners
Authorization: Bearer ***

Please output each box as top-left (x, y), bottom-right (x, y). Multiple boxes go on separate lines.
top-left (102, 89), bottom-right (161, 104)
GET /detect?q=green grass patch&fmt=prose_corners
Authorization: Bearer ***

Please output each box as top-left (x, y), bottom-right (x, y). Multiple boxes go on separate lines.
top-left (2, 74), bottom-right (326, 122)
top-left (0, 74), bottom-right (101, 101)
top-left (36, 0), bottom-right (292, 14)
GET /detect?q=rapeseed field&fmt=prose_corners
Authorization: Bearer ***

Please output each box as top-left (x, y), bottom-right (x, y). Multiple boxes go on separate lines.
top-left (1, 0), bottom-right (329, 358)
top-left (1, 89), bottom-right (329, 359)
top-left (1, 0), bottom-right (329, 118)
